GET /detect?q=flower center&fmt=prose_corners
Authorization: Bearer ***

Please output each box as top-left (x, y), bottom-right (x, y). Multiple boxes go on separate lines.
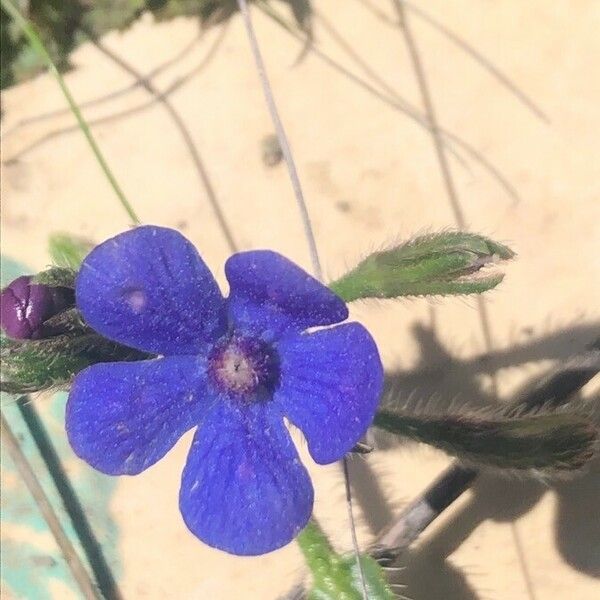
top-left (209, 335), bottom-right (279, 399)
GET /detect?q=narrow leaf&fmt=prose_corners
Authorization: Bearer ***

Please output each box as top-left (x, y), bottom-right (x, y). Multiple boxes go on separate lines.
top-left (0, 0), bottom-right (140, 224)
top-left (373, 409), bottom-right (597, 474)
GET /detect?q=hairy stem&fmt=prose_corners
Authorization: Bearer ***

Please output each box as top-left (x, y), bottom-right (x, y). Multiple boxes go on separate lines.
top-left (373, 343), bottom-right (599, 559)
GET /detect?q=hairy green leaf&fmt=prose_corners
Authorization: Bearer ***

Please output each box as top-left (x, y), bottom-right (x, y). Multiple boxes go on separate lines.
top-left (373, 409), bottom-right (597, 474)
top-left (297, 521), bottom-right (394, 600)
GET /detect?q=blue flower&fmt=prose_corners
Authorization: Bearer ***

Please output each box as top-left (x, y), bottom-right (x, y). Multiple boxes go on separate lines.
top-left (66, 226), bottom-right (383, 555)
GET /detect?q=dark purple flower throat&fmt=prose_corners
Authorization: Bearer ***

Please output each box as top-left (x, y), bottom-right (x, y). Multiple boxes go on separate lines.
top-left (208, 334), bottom-right (279, 399)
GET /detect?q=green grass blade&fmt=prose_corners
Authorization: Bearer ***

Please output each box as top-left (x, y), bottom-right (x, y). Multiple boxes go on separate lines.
top-left (1, 0), bottom-right (141, 225)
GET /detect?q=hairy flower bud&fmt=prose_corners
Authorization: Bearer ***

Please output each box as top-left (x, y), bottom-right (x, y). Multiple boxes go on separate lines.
top-left (0, 275), bottom-right (74, 340)
top-left (329, 231), bottom-right (515, 302)
top-left (0, 333), bottom-right (149, 395)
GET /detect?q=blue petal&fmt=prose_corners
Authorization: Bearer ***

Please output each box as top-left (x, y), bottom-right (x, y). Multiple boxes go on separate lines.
top-left (225, 250), bottom-right (348, 340)
top-left (76, 226), bottom-right (226, 355)
top-left (179, 402), bottom-right (313, 555)
top-left (274, 322), bottom-right (383, 464)
top-left (66, 356), bottom-right (213, 475)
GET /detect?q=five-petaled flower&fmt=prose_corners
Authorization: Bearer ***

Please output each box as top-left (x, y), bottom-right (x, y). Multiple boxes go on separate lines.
top-left (66, 226), bottom-right (383, 555)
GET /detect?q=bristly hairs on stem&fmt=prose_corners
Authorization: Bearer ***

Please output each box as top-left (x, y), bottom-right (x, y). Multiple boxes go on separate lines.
top-left (1, 0), bottom-right (141, 226)
top-left (234, 0), bottom-right (366, 594)
top-left (390, 5), bottom-right (538, 595)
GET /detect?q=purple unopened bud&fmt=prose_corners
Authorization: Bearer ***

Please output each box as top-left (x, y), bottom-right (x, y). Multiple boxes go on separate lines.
top-left (0, 276), bottom-right (74, 340)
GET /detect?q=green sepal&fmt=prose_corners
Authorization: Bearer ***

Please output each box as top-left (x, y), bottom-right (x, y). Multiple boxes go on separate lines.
top-left (373, 409), bottom-right (597, 474)
top-left (329, 231), bottom-right (515, 302)
top-left (41, 307), bottom-right (87, 335)
top-left (33, 266), bottom-right (77, 288)
top-left (297, 520), bottom-right (394, 600)
top-left (48, 232), bottom-right (93, 269)
top-left (1, 333), bottom-right (148, 395)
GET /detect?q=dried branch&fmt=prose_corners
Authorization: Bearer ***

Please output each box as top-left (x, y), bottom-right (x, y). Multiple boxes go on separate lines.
top-left (372, 342), bottom-right (599, 560)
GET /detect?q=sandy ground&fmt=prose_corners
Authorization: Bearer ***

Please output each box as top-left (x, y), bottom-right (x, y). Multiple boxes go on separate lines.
top-left (1, 1), bottom-right (599, 599)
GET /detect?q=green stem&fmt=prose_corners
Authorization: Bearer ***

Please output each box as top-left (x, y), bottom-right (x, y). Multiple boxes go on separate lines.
top-left (1, 0), bottom-right (140, 225)
top-left (296, 519), bottom-right (335, 579)
top-left (296, 519), bottom-right (395, 600)
top-left (296, 519), bottom-right (358, 599)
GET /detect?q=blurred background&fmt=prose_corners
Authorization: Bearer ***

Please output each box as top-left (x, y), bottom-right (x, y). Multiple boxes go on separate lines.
top-left (1, 1), bottom-right (599, 598)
